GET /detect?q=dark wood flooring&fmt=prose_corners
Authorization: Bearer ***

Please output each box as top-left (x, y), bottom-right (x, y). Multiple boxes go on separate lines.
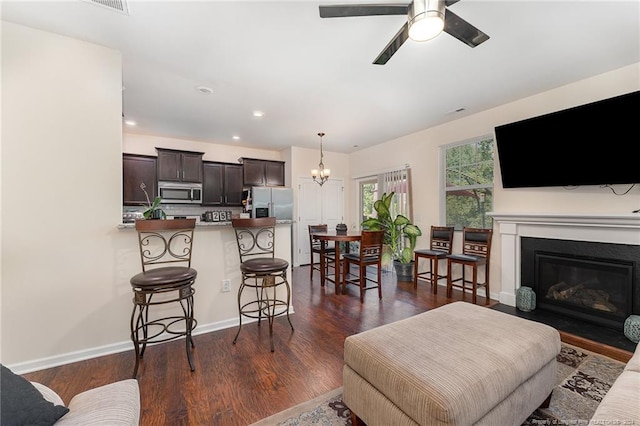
top-left (22, 266), bottom-right (632, 425)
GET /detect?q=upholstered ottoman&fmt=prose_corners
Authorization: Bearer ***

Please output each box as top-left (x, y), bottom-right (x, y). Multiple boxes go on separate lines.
top-left (343, 301), bottom-right (561, 426)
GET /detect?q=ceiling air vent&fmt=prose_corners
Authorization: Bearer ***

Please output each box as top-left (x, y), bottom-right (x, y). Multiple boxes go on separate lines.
top-left (81, 0), bottom-right (129, 15)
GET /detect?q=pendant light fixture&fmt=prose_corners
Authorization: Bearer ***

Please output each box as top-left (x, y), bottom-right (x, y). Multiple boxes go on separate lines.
top-left (311, 132), bottom-right (330, 186)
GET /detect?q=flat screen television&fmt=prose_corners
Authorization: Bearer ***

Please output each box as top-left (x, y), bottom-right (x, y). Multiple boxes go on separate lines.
top-left (494, 90), bottom-right (640, 188)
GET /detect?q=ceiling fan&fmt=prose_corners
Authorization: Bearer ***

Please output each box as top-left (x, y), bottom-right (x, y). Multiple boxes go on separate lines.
top-left (319, 0), bottom-right (490, 65)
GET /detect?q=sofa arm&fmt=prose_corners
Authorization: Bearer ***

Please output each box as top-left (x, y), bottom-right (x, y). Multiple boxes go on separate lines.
top-left (589, 370), bottom-right (640, 425)
top-left (54, 379), bottom-right (140, 426)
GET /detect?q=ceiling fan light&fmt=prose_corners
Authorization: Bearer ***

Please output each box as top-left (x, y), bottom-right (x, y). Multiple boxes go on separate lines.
top-left (408, 0), bottom-right (445, 42)
top-left (409, 11), bottom-right (444, 41)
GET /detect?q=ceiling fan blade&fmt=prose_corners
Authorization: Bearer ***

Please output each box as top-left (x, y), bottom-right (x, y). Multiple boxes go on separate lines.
top-left (319, 4), bottom-right (409, 18)
top-left (373, 22), bottom-right (409, 65)
top-left (443, 8), bottom-right (490, 47)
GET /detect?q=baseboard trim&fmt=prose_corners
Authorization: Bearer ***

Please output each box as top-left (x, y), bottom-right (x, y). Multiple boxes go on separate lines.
top-left (8, 307), bottom-right (295, 375)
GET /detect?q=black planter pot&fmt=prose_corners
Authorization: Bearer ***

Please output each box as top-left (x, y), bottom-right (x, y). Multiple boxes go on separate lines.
top-left (393, 260), bottom-right (414, 282)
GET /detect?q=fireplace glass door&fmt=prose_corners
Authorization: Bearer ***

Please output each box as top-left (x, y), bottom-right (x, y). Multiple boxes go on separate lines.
top-left (534, 252), bottom-right (632, 330)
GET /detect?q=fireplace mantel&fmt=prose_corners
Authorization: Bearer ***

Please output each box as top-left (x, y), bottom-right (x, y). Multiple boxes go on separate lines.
top-left (487, 212), bottom-right (640, 306)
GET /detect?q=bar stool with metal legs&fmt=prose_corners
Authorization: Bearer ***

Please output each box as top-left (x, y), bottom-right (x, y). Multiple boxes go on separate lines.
top-left (231, 217), bottom-right (294, 352)
top-left (413, 226), bottom-right (455, 294)
top-left (129, 218), bottom-right (198, 378)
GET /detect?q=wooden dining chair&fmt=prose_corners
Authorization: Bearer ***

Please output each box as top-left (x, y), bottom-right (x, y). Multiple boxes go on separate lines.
top-left (342, 230), bottom-right (384, 303)
top-left (446, 227), bottom-right (493, 305)
top-left (413, 226), bottom-right (455, 294)
top-left (308, 224), bottom-right (336, 283)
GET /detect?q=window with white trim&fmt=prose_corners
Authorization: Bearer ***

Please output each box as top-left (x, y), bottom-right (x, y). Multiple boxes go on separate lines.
top-left (443, 135), bottom-right (494, 230)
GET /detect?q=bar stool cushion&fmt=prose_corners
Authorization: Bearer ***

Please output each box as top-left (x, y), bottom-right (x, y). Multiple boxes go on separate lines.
top-left (414, 248), bottom-right (448, 258)
top-left (130, 266), bottom-right (197, 288)
top-left (240, 258), bottom-right (289, 274)
top-left (447, 253), bottom-right (485, 263)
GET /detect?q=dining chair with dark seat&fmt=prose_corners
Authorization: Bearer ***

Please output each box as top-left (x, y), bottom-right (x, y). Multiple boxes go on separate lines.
top-left (129, 218), bottom-right (198, 378)
top-left (446, 227), bottom-right (493, 305)
top-left (413, 226), bottom-right (455, 294)
top-left (308, 224), bottom-right (336, 284)
top-left (231, 217), bottom-right (294, 352)
top-left (342, 230), bottom-right (384, 303)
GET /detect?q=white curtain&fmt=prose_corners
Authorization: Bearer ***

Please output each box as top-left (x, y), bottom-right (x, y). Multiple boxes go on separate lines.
top-left (379, 165), bottom-right (412, 220)
top-left (378, 165), bottom-right (412, 271)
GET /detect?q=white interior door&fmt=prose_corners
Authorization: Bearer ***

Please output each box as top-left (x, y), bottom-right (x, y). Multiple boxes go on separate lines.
top-left (296, 177), bottom-right (344, 266)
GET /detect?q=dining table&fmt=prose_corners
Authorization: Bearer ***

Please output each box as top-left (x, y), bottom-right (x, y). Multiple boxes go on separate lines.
top-left (311, 231), bottom-right (362, 294)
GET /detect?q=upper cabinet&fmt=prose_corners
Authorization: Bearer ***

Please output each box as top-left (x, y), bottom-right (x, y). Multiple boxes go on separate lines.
top-left (156, 148), bottom-right (204, 183)
top-left (241, 158), bottom-right (285, 187)
top-left (123, 154), bottom-right (157, 206)
top-left (202, 162), bottom-right (243, 206)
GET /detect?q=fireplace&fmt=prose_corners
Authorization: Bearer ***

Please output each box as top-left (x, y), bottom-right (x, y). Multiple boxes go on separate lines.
top-left (521, 237), bottom-right (638, 331)
top-left (488, 212), bottom-right (640, 350)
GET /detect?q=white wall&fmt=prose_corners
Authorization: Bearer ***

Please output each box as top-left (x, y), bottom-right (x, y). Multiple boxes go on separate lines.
top-left (348, 63), bottom-right (640, 300)
top-left (1, 22), bottom-right (124, 366)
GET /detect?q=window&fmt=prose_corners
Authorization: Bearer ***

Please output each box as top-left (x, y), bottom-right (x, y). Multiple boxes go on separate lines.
top-left (360, 179), bottom-right (378, 224)
top-left (443, 135), bottom-right (494, 230)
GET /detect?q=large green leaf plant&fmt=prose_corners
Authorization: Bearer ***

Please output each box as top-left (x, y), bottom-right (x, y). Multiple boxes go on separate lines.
top-left (361, 192), bottom-right (422, 264)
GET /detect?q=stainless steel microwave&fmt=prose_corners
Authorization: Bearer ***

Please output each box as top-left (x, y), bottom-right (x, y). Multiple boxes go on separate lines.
top-left (158, 182), bottom-right (202, 204)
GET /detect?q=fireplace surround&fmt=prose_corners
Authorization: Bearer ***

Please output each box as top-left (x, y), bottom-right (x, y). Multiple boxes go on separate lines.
top-left (489, 212), bottom-right (640, 349)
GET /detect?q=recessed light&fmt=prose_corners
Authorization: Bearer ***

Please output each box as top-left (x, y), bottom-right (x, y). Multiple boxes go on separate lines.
top-left (253, 111), bottom-right (264, 117)
top-left (124, 120), bottom-right (137, 126)
top-left (232, 136), bottom-right (240, 140)
top-left (195, 86), bottom-right (213, 95)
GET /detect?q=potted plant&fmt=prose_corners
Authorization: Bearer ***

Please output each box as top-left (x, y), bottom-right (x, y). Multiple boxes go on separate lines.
top-left (361, 191), bottom-right (422, 281)
top-left (140, 183), bottom-right (166, 219)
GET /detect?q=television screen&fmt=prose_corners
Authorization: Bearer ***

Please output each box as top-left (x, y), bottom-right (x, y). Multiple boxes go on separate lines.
top-left (494, 91), bottom-right (640, 188)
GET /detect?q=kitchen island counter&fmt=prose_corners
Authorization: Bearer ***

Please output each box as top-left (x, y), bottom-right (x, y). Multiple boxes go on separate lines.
top-left (118, 219), bottom-right (294, 229)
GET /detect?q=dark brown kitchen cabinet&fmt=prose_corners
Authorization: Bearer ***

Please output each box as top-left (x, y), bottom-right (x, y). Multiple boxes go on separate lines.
top-left (156, 148), bottom-right (204, 183)
top-left (202, 162), bottom-right (243, 206)
top-left (241, 158), bottom-right (285, 187)
top-left (123, 154), bottom-right (157, 206)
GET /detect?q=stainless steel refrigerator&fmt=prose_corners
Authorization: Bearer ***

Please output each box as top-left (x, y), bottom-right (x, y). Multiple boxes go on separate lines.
top-left (251, 187), bottom-right (293, 220)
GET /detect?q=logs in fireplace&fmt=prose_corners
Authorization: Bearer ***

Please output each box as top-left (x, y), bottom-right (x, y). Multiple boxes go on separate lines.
top-left (521, 237), bottom-right (640, 331)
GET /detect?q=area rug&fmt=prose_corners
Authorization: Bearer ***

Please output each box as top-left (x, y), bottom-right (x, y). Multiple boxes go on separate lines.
top-left (251, 343), bottom-right (626, 426)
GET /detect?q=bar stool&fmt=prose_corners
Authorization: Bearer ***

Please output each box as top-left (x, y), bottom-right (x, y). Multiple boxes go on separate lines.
top-left (413, 226), bottom-right (455, 294)
top-left (308, 224), bottom-right (336, 284)
top-left (231, 217), bottom-right (294, 352)
top-left (446, 227), bottom-right (493, 305)
top-left (129, 218), bottom-right (197, 378)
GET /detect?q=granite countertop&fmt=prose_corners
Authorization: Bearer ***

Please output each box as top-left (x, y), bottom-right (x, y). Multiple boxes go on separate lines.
top-left (118, 219), bottom-right (294, 229)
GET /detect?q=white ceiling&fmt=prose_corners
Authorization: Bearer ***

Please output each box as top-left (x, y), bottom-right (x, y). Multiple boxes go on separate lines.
top-left (2, 0), bottom-right (639, 153)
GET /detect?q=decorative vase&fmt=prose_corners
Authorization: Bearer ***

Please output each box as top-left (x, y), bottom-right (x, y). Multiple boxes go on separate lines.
top-left (393, 260), bottom-right (414, 282)
top-left (336, 223), bottom-right (347, 234)
top-left (516, 286), bottom-right (536, 312)
top-left (150, 210), bottom-right (164, 220)
top-left (624, 315), bottom-right (640, 343)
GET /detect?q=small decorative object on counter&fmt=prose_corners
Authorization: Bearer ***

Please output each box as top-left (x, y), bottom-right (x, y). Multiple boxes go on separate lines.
top-left (336, 223), bottom-right (347, 234)
top-left (624, 315), bottom-right (640, 343)
top-left (516, 286), bottom-right (536, 312)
